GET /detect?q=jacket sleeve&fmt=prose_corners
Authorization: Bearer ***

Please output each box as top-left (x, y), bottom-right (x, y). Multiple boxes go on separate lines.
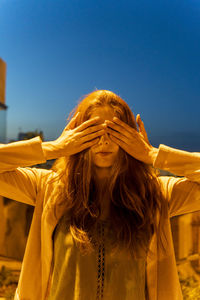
top-left (0, 137), bottom-right (48, 206)
top-left (154, 144), bottom-right (200, 217)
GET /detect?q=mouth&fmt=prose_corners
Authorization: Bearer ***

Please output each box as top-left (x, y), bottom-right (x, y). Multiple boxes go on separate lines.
top-left (96, 152), bottom-right (112, 156)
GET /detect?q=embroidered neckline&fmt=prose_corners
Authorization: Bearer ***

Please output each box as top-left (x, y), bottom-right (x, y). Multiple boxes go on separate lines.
top-left (96, 221), bottom-right (105, 300)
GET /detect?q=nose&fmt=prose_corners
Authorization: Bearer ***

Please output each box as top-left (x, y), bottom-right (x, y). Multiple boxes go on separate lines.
top-left (98, 132), bottom-right (110, 145)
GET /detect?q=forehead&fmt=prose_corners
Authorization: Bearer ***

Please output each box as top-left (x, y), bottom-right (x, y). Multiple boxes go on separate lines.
top-left (90, 106), bottom-right (115, 122)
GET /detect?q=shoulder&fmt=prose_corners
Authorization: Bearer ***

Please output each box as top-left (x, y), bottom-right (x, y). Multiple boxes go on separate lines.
top-left (157, 175), bottom-right (182, 200)
top-left (21, 167), bottom-right (61, 190)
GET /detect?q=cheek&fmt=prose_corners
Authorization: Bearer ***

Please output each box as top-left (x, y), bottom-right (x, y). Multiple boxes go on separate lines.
top-left (112, 149), bottom-right (120, 161)
top-left (112, 144), bottom-right (120, 154)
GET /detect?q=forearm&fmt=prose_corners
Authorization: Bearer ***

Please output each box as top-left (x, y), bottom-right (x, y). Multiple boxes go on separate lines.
top-left (153, 144), bottom-right (200, 182)
top-left (0, 137), bottom-right (46, 173)
top-left (148, 147), bottom-right (159, 165)
top-left (42, 141), bottom-right (62, 160)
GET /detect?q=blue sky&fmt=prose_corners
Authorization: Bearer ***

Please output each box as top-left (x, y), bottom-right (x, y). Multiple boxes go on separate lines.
top-left (0, 0), bottom-right (200, 150)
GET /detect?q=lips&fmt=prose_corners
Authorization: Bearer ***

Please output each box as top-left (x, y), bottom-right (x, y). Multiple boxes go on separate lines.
top-left (96, 152), bottom-right (112, 156)
top-left (97, 151), bottom-right (112, 154)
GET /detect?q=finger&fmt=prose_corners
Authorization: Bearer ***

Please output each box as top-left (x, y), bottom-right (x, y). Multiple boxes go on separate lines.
top-left (110, 117), bottom-right (135, 135)
top-left (74, 116), bottom-right (101, 133)
top-left (137, 114), bottom-right (146, 132)
top-left (141, 127), bottom-right (148, 140)
top-left (105, 120), bottom-right (133, 138)
top-left (65, 112), bottom-right (80, 130)
top-left (109, 134), bottom-right (127, 149)
top-left (78, 138), bottom-right (100, 152)
top-left (80, 128), bottom-right (106, 142)
top-left (106, 127), bottom-right (129, 144)
top-left (105, 121), bottom-right (130, 139)
top-left (136, 114), bottom-right (140, 127)
top-left (136, 114), bottom-right (150, 144)
top-left (136, 114), bottom-right (143, 133)
top-left (79, 123), bottom-right (107, 138)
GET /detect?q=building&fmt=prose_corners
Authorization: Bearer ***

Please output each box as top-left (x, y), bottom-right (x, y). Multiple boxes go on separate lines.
top-left (0, 58), bottom-right (7, 143)
top-left (0, 58), bottom-right (7, 260)
top-left (18, 130), bottom-right (44, 141)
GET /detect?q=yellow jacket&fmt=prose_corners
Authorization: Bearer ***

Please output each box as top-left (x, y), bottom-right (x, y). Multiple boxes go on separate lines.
top-left (0, 137), bottom-right (200, 300)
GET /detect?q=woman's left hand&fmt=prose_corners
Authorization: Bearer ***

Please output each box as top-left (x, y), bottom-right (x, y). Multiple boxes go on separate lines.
top-left (105, 115), bottom-right (158, 165)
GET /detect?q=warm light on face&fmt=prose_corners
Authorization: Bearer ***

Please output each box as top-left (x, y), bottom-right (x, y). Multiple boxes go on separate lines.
top-left (89, 106), bottom-right (119, 169)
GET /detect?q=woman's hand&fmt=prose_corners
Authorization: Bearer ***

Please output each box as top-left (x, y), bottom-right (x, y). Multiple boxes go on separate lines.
top-left (105, 114), bottom-right (158, 165)
top-left (42, 114), bottom-right (107, 160)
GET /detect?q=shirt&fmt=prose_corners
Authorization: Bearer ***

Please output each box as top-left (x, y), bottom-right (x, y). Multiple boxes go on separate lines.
top-left (47, 214), bottom-right (147, 300)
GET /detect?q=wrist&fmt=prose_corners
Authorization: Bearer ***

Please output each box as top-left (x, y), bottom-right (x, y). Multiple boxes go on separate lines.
top-left (42, 141), bottom-right (61, 160)
top-left (148, 147), bottom-right (159, 165)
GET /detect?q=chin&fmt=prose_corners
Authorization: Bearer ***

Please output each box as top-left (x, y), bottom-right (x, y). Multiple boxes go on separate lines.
top-left (95, 163), bottom-right (112, 168)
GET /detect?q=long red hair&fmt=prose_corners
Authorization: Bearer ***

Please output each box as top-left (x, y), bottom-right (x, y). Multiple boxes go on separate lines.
top-left (52, 90), bottom-right (168, 260)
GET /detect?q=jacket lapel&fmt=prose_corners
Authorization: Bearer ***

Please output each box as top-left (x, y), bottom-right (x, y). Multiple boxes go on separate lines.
top-left (146, 232), bottom-right (158, 300)
top-left (41, 199), bottom-right (66, 299)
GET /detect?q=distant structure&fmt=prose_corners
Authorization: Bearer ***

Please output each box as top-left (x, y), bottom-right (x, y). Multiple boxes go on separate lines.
top-left (0, 58), bottom-right (7, 143)
top-left (18, 130), bottom-right (44, 141)
top-left (0, 58), bottom-right (7, 256)
top-left (17, 130), bottom-right (55, 170)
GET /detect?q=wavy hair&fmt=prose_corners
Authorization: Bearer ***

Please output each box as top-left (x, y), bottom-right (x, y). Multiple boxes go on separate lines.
top-left (52, 90), bottom-right (168, 260)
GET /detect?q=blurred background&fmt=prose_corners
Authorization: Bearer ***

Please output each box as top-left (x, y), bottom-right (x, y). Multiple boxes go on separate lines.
top-left (0, 0), bottom-right (200, 298)
top-left (0, 0), bottom-right (200, 150)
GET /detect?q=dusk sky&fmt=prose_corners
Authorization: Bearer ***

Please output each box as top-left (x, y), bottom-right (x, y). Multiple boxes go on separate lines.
top-left (0, 0), bottom-right (200, 151)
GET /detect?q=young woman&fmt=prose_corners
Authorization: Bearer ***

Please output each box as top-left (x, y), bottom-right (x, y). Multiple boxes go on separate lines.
top-left (0, 90), bottom-right (200, 300)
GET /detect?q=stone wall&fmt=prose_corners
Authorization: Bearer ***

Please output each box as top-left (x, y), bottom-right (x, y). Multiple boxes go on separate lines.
top-left (0, 194), bottom-right (199, 267)
top-left (0, 197), bottom-right (33, 261)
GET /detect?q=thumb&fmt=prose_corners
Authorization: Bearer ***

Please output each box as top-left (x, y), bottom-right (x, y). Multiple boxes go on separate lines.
top-left (59, 112), bottom-right (80, 138)
top-left (65, 112), bottom-right (80, 131)
top-left (136, 114), bottom-right (150, 145)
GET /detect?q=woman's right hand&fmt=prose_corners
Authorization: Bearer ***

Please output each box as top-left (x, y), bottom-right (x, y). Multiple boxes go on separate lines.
top-left (42, 114), bottom-right (107, 159)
